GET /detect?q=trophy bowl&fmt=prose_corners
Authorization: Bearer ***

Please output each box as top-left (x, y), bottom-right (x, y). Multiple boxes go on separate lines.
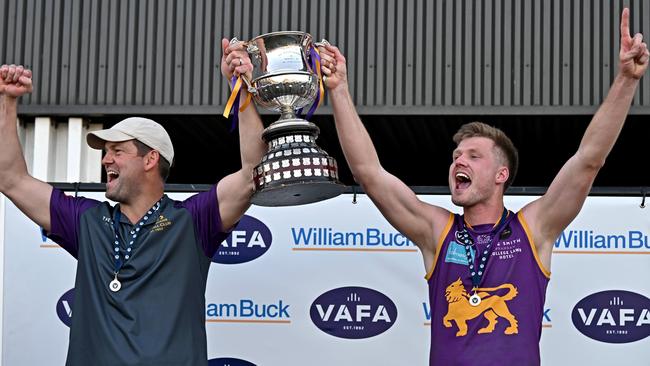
top-left (247, 32), bottom-right (318, 113)
top-left (244, 31), bottom-right (345, 207)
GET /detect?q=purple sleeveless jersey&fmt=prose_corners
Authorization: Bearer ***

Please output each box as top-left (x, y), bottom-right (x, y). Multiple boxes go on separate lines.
top-left (426, 211), bottom-right (550, 366)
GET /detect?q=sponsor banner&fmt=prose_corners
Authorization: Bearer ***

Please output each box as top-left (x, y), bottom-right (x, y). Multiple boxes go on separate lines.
top-left (290, 226), bottom-right (416, 250)
top-left (1, 193), bottom-right (649, 365)
top-left (555, 230), bottom-right (650, 251)
top-left (206, 298), bottom-right (291, 323)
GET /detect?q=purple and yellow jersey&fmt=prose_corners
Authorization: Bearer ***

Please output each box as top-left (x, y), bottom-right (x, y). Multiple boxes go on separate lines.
top-left (426, 210), bottom-right (550, 366)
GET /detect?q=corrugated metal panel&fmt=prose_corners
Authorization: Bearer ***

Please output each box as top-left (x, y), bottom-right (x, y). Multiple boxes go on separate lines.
top-left (1, 0), bottom-right (648, 115)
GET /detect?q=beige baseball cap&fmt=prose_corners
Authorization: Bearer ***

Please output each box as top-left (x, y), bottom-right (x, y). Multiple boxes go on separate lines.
top-left (86, 117), bottom-right (174, 164)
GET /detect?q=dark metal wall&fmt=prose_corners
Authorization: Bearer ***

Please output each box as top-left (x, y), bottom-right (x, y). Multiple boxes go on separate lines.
top-left (2, 0), bottom-right (649, 115)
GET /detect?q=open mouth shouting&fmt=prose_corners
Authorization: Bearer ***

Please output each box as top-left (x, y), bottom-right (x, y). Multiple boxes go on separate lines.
top-left (455, 171), bottom-right (472, 191)
top-left (106, 169), bottom-right (119, 188)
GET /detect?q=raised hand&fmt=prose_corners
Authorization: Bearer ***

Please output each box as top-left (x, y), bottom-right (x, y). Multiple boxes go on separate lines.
top-left (0, 64), bottom-right (33, 98)
top-left (318, 44), bottom-right (347, 91)
top-left (221, 38), bottom-right (253, 82)
top-left (619, 8), bottom-right (649, 79)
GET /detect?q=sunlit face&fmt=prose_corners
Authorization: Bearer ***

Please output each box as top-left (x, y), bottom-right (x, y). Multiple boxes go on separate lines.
top-left (448, 137), bottom-right (508, 207)
top-left (102, 140), bottom-right (146, 203)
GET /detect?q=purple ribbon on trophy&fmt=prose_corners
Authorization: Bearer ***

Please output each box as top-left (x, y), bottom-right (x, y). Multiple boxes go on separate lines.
top-left (228, 75), bottom-right (241, 131)
top-left (298, 46), bottom-right (326, 120)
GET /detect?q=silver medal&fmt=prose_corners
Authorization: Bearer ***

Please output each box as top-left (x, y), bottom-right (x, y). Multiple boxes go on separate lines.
top-left (469, 293), bottom-right (481, 306)
top-left (109, 274), bottom-right (121, 292)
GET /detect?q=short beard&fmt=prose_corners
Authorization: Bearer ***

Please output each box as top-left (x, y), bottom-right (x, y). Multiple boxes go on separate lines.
top-left (451, 191), bottom-right (482, 208)
top-left (451, 196), bottom-right (468, 207)
top-left (105, 182), bottom-right (131, 203)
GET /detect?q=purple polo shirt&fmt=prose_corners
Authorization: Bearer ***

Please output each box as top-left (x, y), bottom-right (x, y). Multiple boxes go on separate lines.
top-left (46, 187), bottom-right (228, 366)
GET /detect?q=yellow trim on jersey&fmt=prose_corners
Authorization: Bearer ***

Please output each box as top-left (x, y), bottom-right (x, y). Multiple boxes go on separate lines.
top-left (518, 211), bottom-right (551, 279)
top-left (425, 212), bottom-right (455, 280)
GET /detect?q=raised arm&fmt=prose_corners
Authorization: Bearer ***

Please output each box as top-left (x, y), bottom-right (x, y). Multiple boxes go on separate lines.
top-left (522, 8), bottom-right (649, 268)
top-left (216, 39), bottom-right (267, 230)
top-left (0, 65), bottom-right (53, 231)
top-left (319, 45), bottom-right (450, 269)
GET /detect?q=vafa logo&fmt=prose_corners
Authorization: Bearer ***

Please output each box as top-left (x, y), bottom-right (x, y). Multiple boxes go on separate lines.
top-left (310, 286), bottom-right (398, 339)
top-left (212, 215), bottom-right (272, 264)
top-left (572, 290), bottom-right (650, 343)
top-left (56, 288), bottom-right (75, 327)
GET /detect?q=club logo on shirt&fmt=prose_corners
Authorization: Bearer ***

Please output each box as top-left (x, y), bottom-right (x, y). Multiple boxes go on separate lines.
top-left (443, 278), bottom-right (519, 337)
top-left (310, 286), bottom-right (397, 339)
top-left (56, 288), bottom-right (75, 327)
top-left (208, 357), bottom-right (256, 366)
top-left (476, 234), bottom-right (491, 245)
top-left (152, 215), bottom-right (172, 232)
top-left (572, 290), bottom-right (650, 343)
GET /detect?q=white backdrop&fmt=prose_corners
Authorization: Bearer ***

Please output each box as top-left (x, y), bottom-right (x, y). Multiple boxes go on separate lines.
top-left (2, 192), bottom-right (649, 365)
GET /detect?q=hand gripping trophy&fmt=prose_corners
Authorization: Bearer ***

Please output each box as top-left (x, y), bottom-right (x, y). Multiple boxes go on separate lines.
top-left (225, 32), bottom-right (344, 206)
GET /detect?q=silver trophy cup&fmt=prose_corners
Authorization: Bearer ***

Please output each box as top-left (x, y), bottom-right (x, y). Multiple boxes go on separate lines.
top-left (240, 31), bottom-right (344, 206)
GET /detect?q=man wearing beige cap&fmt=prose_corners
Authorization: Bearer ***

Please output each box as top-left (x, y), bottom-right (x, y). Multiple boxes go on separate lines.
top-left (86, 116), bottom-right (176, 204)
top-left (0, 56), bottom-right (265, 364)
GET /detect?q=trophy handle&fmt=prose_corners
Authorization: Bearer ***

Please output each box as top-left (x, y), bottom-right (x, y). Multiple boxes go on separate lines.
top-left (313, 39), bottom-right (330, 48)
top-left (229, 37), bottom-right (257, 94)
top-left (240, 75), bottom-right (255, 94)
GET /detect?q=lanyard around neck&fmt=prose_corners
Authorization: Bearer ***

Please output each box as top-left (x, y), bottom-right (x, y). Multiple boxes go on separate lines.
top-left (112, 199), bottom-right (163, 274)
top-left (458, 208), bottom-right (509, 289)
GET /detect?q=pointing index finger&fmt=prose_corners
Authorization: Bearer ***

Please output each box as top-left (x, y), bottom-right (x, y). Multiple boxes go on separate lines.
top-left (620, 8), bottom-right (630, 40)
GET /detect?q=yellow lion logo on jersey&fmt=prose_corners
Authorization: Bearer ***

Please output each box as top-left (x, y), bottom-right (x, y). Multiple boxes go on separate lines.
top-left (442, 278), bottom-right (519, 337)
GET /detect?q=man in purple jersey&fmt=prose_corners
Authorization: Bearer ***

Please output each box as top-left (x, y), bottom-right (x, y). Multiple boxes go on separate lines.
top-left (315, 8), bottom-right (648, 366)
top-left (0, 41), bottom-right (265, 365)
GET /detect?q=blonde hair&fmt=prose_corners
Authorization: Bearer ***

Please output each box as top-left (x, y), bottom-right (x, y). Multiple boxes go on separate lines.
top-left (453, 122), bottom-right (519, 190)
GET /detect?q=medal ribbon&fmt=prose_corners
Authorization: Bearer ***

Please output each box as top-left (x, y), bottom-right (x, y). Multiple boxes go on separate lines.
top-left (457, 208), bottom-right (509, 290)
top-left (112, 198), bottom-right (163, 276)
